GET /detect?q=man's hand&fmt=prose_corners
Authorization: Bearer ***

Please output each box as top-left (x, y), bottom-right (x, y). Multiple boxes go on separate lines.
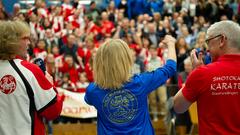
top-left (190, 49), bottom-right (204, 69)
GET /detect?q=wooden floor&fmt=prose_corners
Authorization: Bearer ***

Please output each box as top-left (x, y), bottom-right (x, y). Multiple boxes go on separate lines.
top-left (51, 103), bottom-right (199, 135)
top-left (52, 119), bottom-right (167, 135)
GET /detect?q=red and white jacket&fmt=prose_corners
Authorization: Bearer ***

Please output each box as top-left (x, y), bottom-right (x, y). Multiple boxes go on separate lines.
top-left (0, 59), bottom-right (63, 135)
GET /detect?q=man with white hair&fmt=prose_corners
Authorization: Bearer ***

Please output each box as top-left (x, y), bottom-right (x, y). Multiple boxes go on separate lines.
top-left (174, 20), bottom-right (240, 134)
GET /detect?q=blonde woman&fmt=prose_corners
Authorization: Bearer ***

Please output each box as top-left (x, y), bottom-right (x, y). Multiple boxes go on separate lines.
top-left (0, 20), bottom-right (63, 135)
top-left (194, 31), bottom-right (208, 50)
top-left (84, 35), bottom-right (177, 135)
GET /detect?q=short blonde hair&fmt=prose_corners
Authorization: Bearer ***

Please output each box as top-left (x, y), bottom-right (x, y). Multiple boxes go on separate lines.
top-left (93, 39), bottom-right (134, 89)
top-left (0, 20), bottom-right (30, 60)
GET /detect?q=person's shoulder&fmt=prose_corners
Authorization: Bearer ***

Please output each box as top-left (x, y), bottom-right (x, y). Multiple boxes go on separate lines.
top-left (127, 74), bottom-right (144, 87)
top-left (19, 59), bottom-right (43, 74)
top-left (86, 83), bottom-right (97, 93)
top-left (15, 59), bottom-right (53, 89)
top-left (130, 74), bottom-right (141, 81)
top-left (195, 62), bottom-right (218, 72)
top-left (191, 65), bottom-right (207, 74)
top-left (15, 59), bottom-right (46, 84)
top-left (189, 63), bottom-right (215, 78)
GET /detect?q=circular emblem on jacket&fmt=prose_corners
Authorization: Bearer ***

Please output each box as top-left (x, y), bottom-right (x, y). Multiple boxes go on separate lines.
top-left (102, 89), bottom-right (138, 124)
top-left (0, 75), bottom-right (17, 94)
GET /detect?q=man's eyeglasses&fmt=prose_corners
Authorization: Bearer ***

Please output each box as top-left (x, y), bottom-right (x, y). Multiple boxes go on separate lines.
top-left (205, 34), bottom-right (222, 44)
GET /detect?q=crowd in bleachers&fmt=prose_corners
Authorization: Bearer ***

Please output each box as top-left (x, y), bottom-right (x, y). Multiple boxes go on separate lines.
top-left (1, 0), bottom-right (240, 133)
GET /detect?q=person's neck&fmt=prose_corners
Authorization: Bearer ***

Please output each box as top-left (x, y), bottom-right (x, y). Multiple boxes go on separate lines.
top-left (223, 47), bottom-right (240, 55)
top-left (16, 55), bottom-right (27, 60)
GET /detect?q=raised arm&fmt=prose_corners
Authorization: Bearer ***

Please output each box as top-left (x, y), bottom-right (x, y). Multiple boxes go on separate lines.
top-left (160, 35), bottom-right (177, 62)
top-left (173, 49), bottom-right (203, 113)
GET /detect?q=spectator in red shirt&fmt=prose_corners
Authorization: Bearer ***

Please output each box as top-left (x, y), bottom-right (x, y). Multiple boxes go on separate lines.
top-left (33, 39), bottom-right (47, 60)
top-left (60, 55), bottom-right (79, 84)
top-left (100, 11), bottom-right (115, 38)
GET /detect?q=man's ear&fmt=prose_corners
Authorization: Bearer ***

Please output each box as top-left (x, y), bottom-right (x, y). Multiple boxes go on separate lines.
top-left (219, 35), bottom-right (227, 48)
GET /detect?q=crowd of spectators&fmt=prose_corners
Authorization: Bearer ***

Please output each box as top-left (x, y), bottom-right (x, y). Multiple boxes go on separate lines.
top-left (1, 0), bottom-right (240, 133)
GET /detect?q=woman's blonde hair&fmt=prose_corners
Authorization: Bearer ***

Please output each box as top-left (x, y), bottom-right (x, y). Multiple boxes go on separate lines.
top-left (0, 20), bottom-right (30, 60)
top-left (194, 31), bottom-right (208, 49)
top-left (93, 39), bottom-right (134, 89)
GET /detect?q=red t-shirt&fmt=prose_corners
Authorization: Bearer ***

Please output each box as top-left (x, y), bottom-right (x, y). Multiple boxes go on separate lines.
top-left (101, 20), bottom-right (114, 35)
top-left (182, 54), bottom-right (240, 135)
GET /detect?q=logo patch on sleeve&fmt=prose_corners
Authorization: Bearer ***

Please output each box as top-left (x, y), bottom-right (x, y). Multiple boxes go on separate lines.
top-left (0, 75), bottom-right (17, 94)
